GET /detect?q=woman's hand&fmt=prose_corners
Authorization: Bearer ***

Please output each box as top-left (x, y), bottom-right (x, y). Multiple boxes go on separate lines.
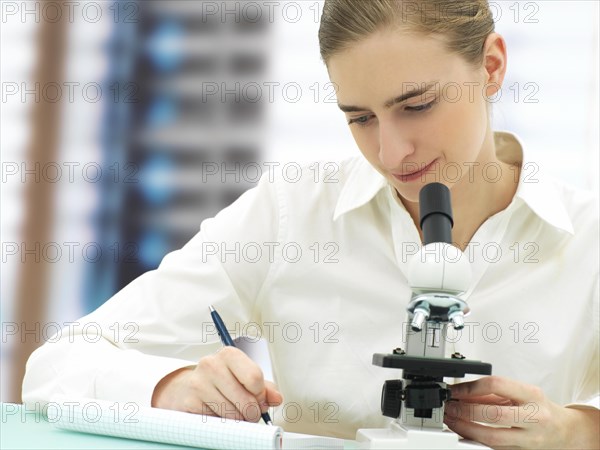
top-left (151, 346), bottom-right (283, 422)
top-left (444, 375), bottom-right (599, 449)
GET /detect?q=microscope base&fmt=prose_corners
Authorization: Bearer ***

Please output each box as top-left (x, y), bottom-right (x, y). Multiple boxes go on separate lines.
top-left (355, 423), bottom-right (490, 449)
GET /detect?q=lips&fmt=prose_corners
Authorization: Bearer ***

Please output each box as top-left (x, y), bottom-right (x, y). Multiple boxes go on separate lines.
top-left (393, 159), bottom-right (438, 183)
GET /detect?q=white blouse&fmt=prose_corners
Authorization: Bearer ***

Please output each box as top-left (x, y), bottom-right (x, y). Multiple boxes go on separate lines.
top-left (23, 131), bottom-right (599, 439)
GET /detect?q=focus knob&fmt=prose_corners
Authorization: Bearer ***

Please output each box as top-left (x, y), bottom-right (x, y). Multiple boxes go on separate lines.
top-left (381, 380), bottom-right (404, 418)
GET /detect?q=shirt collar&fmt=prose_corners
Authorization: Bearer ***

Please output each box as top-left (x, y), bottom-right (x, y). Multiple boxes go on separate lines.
top-left (496, 130), bottom-right (574, 235)
top-left (333, 157), bottom-right (387, 221)
top-left (333, 131), bottom-right (574, 235)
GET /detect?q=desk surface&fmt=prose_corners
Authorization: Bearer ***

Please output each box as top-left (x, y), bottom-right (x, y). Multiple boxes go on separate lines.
top-left (1, 403), bottom-right (206, 449)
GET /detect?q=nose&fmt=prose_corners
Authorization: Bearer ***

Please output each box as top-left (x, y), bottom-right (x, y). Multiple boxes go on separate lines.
top-left (378, 120), bottom-right (415, 171)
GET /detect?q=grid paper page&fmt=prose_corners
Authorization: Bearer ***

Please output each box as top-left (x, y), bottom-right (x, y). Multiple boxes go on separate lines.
top-left (46, 397), bottom-right (282, 450)
top-left (282, 432), bottom-right (345, 449)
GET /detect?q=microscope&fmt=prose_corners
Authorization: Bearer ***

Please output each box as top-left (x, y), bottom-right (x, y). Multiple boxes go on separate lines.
top-left (356, 183), bottom-right (492, 449)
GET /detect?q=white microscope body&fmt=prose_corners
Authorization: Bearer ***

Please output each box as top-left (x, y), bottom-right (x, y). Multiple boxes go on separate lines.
top-left (356, 183), bottom-right (491, 449)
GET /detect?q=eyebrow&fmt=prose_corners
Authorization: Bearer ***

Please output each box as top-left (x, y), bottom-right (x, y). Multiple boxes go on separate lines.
top-left (337, 81), bottom-right (438, 113)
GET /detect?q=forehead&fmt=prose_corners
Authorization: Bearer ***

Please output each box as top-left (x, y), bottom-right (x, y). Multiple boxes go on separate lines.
top-left (327, 30), bottom-right (465, 105)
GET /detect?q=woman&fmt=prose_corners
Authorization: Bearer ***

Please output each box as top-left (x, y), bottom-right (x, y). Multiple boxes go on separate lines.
top-left (23, 1), bottom-right (599, 448)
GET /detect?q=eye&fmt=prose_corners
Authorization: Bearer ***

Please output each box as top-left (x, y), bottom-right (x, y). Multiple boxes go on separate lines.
top-left (348, 114), bottom-right (374, 127)
top-left (405, 100), bottom-right (436, 112)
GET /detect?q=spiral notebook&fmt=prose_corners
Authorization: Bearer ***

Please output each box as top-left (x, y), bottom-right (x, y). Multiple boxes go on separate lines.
top-left (46, 398), bottom-right (345, 450)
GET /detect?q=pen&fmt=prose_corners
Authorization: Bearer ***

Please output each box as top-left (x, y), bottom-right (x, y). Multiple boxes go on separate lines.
top-left (209, 305), bottom-right (274, 426)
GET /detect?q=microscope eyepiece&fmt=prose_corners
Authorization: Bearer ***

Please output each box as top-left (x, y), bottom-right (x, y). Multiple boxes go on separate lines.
top-left (419, 183), bottom-right (453, 245)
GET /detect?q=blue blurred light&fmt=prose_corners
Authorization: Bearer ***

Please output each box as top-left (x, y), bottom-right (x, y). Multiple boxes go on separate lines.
top-left (138, 152), bottom-right (176, 204)
top-left (147, 96), bottom-right (177, 126)
top-left (138, 231), bottom-right (170, 268)
top-left (146, 21), bottom-right (185, 72)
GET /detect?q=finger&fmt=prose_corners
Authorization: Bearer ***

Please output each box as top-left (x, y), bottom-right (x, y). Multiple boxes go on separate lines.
top-left (200, 391), bottom-right (246, 422)
top-left (199, 352), bottom-right (264, 422)
top-left (445, 416), bottom-right (523, 449)
top-left (449, 376), bottom-right (542, 404)
top-left (219, 347), bottom-right (267, 397)
top-left (211, 369), bottom-right (264, 422)
top-left (445, 402), bottom-right (530, 428)
top-left (449, 394), bottom-right (515, 405)
top-left (185, 372), bottom-right (246, 421)
top-left (264, 381), bottom-right (284, 410)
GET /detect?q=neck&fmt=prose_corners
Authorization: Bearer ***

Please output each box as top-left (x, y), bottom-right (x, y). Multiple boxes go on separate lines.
top-left (400, 132), bottom-right (520, 251)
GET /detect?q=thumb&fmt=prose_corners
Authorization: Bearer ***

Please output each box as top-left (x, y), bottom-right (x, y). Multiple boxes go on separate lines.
top-left (264, 380), bottom-right (283, 408)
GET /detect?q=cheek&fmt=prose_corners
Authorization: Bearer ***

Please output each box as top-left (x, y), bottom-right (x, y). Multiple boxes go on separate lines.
top-left (435, 97), bottom-right (487, 162)
top-left (351, 127), bottom-right (380, 164)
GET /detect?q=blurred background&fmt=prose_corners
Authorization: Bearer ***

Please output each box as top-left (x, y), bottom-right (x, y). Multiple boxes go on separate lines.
top-left (1, 1), bottom-right (598, 403)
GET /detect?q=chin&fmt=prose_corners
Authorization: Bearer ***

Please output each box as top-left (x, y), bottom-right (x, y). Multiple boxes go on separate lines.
top-left (391, 178), bottom-right (454, 204)
top-left (389, 180), bottom-right (421, 204)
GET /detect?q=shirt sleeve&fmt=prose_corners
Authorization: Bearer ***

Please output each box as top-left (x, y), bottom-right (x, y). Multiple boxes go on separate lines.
top-left (22, 172), bottom-right (283, 408)
top-left (565, 273), bottom-right (600, 411)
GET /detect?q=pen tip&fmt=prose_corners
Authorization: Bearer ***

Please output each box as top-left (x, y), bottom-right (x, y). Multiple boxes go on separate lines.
top-left (267, 420), bottom-right (273, 426)
top-left (209, 305), bottom-right (215, 313)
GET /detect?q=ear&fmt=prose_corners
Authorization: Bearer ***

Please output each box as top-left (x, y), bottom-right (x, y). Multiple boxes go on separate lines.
top-left (481, 33), bottom-right (508, 97)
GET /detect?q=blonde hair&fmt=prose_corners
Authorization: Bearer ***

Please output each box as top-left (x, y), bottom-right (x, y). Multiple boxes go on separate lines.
top-left (318, 0), bottom-right (495, 67)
